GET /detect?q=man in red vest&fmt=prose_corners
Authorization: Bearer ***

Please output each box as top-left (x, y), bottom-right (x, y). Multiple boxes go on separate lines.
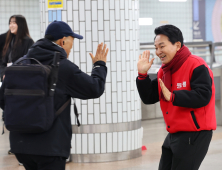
top-left (137, 25), bottom-right (216, 170)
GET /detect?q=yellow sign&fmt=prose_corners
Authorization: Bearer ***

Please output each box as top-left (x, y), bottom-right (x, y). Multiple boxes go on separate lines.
top-left (48, 0), bottom-right (63, 9)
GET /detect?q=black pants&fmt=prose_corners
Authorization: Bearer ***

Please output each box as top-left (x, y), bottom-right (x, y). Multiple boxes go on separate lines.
top-left (158, 130), bottom-right (212, 170)
top-left (15, 154), bottom-right (66, 170)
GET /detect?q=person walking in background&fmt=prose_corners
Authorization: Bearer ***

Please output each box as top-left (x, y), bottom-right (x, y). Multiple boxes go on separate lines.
top-left (1, 15), bottom-right (34, 159)
top-left (137, 25), bottom-right (216, 170)
top-left (1, 15), bottom-right (34, 69)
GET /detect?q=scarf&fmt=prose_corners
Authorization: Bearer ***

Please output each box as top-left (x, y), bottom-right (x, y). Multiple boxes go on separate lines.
top-left (161, 45), bottom-right (191, 101)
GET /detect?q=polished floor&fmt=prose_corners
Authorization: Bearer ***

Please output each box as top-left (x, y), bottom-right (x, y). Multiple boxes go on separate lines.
top-left (0, 118), bottom-right (222, 170)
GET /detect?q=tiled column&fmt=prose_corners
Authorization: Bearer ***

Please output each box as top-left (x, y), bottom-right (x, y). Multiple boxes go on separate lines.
top-left (39, 0), bottom-right (141, 162)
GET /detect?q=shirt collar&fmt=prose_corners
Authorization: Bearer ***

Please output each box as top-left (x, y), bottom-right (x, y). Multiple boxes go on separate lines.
top-left (51, 41), bottom-right (62, 48)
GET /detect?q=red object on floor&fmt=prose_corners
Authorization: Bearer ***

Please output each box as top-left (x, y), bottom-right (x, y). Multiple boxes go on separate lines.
top-left (142, 145), bottom-right (147, 150)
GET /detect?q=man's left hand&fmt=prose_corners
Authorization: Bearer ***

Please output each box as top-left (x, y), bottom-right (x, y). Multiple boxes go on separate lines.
top-left (159, 78), bottom-right (171, 102)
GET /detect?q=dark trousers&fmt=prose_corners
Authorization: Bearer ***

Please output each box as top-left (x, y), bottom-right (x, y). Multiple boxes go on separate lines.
top-left (15, 154), bottom-right (66, 170)
top-left (158, 130), bottom-right (212, 170)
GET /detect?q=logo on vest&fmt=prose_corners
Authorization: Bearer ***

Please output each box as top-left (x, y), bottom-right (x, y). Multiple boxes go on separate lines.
top-left (177, 81), bottom-right (186, 89)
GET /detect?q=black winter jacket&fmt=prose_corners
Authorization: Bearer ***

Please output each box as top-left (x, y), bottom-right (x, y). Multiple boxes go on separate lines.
top-left (0, 38), bottom-right (107, 158)
top-left (2, 35), bottom-right (34, 66)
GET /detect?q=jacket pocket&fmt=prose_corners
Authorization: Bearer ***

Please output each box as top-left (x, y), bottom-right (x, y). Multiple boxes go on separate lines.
top-left (190, 111), bottom-right (200, 129)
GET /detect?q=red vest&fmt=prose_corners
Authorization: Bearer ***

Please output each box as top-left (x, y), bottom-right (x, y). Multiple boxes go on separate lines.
top-left (157, 55), bottom-right (217, 133)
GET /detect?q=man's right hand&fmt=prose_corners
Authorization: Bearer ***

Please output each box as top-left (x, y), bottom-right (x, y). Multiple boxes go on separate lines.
top-left (137, 50), bottom-right (155, 74)
top-left (89, 43), bottom-right (109, 64)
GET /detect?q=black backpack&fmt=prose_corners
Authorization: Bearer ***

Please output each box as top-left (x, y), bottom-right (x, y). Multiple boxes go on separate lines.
top-left (3, 52), bottom-right (80, 133)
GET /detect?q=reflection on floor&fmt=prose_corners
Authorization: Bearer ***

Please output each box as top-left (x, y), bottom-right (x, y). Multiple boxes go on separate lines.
top-left (0, 118), bottom-right (222, 170)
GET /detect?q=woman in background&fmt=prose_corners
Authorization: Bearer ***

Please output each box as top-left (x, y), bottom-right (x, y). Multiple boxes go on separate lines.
top-left (1, 15), bottom-right (34, 161)
top-left (2, 15), bottom-right (34, 69)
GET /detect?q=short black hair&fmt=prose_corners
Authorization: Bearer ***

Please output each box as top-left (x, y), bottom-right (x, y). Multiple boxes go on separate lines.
top-left (44, 34), bottom-right (58, 42)
top-left (154, 25), bottom-right (183, 47)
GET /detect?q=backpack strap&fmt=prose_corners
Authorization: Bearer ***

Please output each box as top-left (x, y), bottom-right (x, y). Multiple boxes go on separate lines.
top-left (55, 99), bottom-right (81, 127)
top-left (73, 102), bottom-right (81, 127)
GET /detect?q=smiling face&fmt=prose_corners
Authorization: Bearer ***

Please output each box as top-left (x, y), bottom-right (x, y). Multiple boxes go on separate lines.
top-left (9, 17), bottom-right (18, 35)
top-left (154, 34), bottom-right (181, 64)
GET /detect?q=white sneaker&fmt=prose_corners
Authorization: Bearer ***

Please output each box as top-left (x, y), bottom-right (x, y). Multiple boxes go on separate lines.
top-left (18, 162), bottom-right (23, 166)
top-left (66, 156), bottom-right (70, 163)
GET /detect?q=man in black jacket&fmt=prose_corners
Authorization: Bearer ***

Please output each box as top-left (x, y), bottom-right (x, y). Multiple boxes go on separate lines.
top-left (0, 21), bottom-right (109, 170)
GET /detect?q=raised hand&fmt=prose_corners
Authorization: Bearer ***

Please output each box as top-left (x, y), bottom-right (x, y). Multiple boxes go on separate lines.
top-left (159, 78), bottom-right (171, 102)
top-left (137, 50), bottom-right (155, 74)
top-left (89, 43), bottom-right (109, 64)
